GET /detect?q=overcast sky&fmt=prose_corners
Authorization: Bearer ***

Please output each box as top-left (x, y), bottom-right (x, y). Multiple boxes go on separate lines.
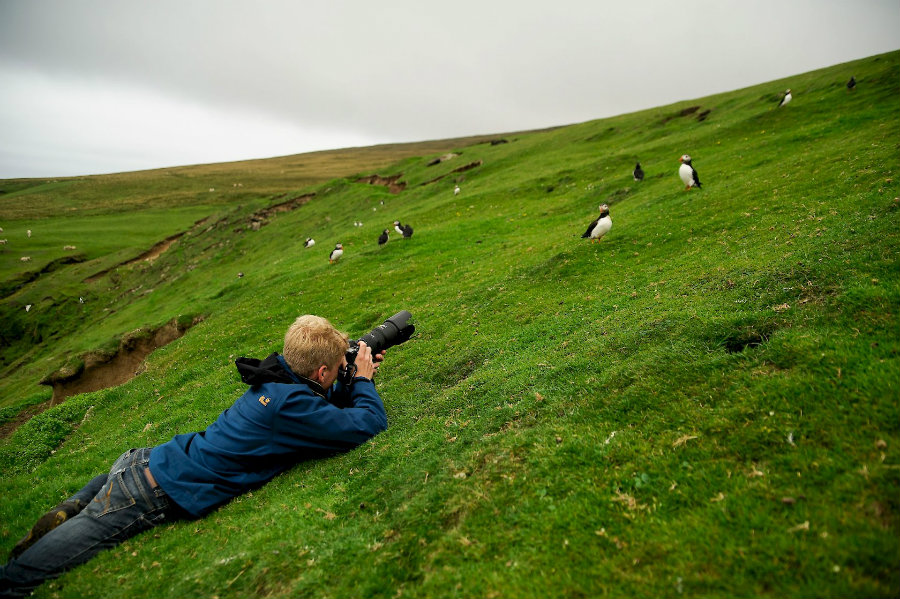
top-left (1, 1), bottom-right (897, 179)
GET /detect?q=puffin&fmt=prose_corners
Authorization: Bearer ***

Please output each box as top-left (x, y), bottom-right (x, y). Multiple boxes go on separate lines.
top-left (378, 229), bottom-right (389, 245)
top-left (581, 204), bottom-right (612, 243)
top-left (846, 76), bottom-right (856, 91)
top-left (454, 185), bottom-right (460, 196)
top-left (393, 221), bottom-right (405, 235)
top-left (778, 89), bottom-right (792, 107)
top-left (633, 162), bottom-right (644, 182)
top-left (329, 243), bottom-right (343, 264)
top-left (402, 223), bottom-right (413, 238)
top-left (304, 238), bottom-right (315, 248)
top-left (678, 155), bottom-right (702, 190)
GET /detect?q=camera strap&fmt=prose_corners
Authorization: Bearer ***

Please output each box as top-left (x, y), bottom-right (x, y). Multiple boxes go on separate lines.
top-left (338, 362), bottom-right (358, 386)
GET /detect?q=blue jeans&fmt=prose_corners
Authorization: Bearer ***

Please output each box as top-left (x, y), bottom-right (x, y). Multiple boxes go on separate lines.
top-left (0, 448), bottom-right (187, 598)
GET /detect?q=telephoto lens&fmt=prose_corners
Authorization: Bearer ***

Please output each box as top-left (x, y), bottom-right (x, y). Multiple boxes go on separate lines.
top-left (340, 311), bottom-right (415, 384)
top-left (358, 310), bottom-right (415, 355)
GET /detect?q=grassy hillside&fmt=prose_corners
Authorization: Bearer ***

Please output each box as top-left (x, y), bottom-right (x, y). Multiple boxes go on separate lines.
top-left (0, 51), bottom-right (898, 598)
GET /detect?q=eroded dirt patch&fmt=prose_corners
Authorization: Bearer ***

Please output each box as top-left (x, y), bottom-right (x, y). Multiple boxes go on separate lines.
top-left (354, 174), bottom-right (407, 194)
top-left (0, 401), bottom-right (54, 439)
top-left (83, 217), bottom-right (213, 283)
top-left (422, 160), bottom-right (484, 186)
top-left (1, 254), bottom-right (87, 297)
top-left (661, 105), bottom-right (712, 124)
top-left (39, 316), bottom-right (203, 404)
top-left (245, 193), bottom-right (316, 230)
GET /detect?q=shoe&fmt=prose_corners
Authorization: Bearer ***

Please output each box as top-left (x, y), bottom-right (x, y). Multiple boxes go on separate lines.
top-left (9, 500), bottom-right (85, 559)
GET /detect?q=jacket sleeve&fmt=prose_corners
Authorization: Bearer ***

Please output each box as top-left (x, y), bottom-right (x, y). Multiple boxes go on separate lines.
top-left (273, 379), bottom-right (387, 452)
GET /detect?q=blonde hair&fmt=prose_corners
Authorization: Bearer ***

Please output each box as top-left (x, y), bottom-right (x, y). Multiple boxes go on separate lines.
top-left (283, 315), bottom-right (348, 378)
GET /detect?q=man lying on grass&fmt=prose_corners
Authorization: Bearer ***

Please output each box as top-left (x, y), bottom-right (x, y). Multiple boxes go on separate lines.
top-left (0, 315), bottom-right (388, 598)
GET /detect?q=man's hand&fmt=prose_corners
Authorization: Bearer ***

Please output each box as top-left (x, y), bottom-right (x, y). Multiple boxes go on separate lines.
top-left (354, 341), bottom-right (377, 380)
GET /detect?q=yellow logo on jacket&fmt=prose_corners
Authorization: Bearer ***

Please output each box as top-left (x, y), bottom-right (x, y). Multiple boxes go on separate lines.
top-left (258, 395), bottom-right (271, 407)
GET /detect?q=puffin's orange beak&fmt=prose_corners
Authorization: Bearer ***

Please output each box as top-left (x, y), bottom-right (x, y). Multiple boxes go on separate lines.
top-left (679, 157), bottom-right (684, 163)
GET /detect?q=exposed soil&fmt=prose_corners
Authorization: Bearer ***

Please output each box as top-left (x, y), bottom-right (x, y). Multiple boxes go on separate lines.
top-left (85, 193), bottom-right (318, 282)
top-left (1, 254), bottom-right (87, 297)
top-left (661, 105), bottom-right (712, 124)
top-left (422, 160), bottom-right (484, 186)
top-left (427, 153), bottom-right (460, 166)
top-left (255, 193), bottom-right (317, 219)
top-left (354, 174), bottom-right (407, 194)
top-left (83, 218), bottom-right (214, 284)
top-left (42, 317), bottom-right (203, 404)
top-left (0, 401), bottom-right (55, 439)
top-left (2, 317), bottom-right (201, 439)
top-left (244, 193), bottom-right (317, 230)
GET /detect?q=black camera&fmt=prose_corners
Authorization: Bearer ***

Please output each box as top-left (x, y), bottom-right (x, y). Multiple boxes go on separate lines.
top-left (339, 310), bottom-right (415, 384)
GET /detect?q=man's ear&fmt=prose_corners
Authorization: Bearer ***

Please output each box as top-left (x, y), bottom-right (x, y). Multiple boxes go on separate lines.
top-left (313, 364), bottom-right (328, 384)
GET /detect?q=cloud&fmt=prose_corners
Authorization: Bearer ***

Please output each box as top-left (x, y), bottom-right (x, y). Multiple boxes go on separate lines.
top-left (0, 66), bottom-right (376, 177)
top-left (1, 0), bottom-right (898, 178)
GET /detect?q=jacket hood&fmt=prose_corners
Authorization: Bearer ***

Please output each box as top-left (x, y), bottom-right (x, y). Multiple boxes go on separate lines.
top-left (234, 352), bottom-right (328, 398)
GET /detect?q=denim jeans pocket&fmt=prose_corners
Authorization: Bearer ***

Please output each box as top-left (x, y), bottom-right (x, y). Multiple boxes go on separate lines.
top-left (87, 472), bottom-right (137, 517)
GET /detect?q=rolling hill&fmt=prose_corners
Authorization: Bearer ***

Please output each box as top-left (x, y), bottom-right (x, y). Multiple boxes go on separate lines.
top-left (0, 50), bottom-right (898, 597)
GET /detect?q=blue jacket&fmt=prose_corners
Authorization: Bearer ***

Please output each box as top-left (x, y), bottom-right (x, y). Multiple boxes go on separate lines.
top-left (149, 355), bottom-right (387, 517)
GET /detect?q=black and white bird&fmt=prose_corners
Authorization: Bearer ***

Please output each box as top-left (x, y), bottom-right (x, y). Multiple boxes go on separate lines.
top-left (378, 229), bottom-right (389, 245)
top-left (581, 204), bottom-right (612, 243)
top-left (846, 76), bottom-right (856, 91)
top-left (454, 185), bottom-right (460, 196)
top-left (329, 243), bottom-right (343, 264)
top-left (778, 89), bottom-right (792, 107)
top-left (304, 238), bottom-right (315, 248)
top-left (633, 162), bottom-right (644, 182)
top-left (394, 220), bottom-right (414, 238)
top-left (678, 155), bottom-right (702, 190)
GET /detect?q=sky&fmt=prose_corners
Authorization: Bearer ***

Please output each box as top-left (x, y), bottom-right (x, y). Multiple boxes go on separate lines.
top-left (1, 1), bottom-right (898, 179)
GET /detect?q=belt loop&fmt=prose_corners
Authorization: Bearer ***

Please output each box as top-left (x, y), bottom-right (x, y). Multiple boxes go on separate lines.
top-left (144, 467), bottom-right (159, 489)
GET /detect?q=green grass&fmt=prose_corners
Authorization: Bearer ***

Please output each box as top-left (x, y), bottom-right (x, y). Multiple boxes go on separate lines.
top-left (0, 51), bottom-right (898, 598)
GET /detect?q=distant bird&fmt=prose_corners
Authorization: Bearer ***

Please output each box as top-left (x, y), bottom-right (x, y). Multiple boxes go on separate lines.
top-left (778, 89), bottom-right (792, 107)
top-left (454, 185), bottom-right (460, 196)
top-left (25, 304), bottom-right (32, 312)
top-left (329, 243), bottom-right (343, 264)
top-left (633, 162), bottom-right (644, 182)
top-left (378, 229), bottom-right (389, 245)
top-left (402, 223), bottom-right (413, 238)
top-left (846, 76), bottom-right (856, 91)
top-left (237, 272), bottom-right (244, 278)
top-left (393, 221), bottom-right (405, 235)
top-left (79, 297), bottom-right (85, 303)
top-left (581, 204), bottom-right (612, 243)
top-left (304, 238), bottom-right (315, 248)
top-left (678, 155), bottom-right (702, 190)
top-left (27, 230), bottom-right (31, 238)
